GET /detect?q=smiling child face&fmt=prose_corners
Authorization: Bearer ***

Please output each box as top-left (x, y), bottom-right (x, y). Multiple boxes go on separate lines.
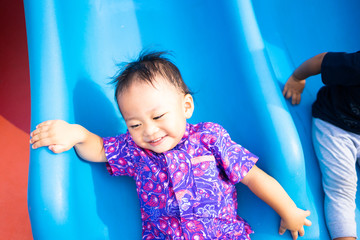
top-left (117, 75), bottom-right (194, 153)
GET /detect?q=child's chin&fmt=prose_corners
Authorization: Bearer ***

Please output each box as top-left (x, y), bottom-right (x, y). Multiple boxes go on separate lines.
top-left (148, 138), bottom-right (175, 153)
top-left (151, 144), bottom-right (174, 154)
top-left (151, 147), bottom-right (169, 154)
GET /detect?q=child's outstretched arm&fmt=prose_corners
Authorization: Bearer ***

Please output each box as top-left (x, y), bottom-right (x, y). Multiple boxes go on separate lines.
top-left (30, 120), bottom-right (107, 163)
top-left (241, 165), bottom-right (312, 240)
top-left (283, 52), bottom-right (327, 105)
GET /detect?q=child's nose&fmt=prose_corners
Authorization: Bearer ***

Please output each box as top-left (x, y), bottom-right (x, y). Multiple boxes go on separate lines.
top-left (143, 124), bottom-right (158, 137)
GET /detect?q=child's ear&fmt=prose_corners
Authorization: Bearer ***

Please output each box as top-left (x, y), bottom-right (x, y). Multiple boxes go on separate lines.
top-left (183, 94), bottom-right (194, 119)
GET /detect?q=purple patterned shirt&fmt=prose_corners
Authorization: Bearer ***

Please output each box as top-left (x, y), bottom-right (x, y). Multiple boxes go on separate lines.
top-left (103, 122), bottom-right (258, 240)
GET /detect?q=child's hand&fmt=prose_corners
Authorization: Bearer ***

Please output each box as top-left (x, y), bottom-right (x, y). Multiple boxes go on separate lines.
top-left (279, 208), bottom-right (312, 240)
top-left (30, 120), bottom-right (84, 153)
top-left (282, 75), bottom-right (306, 105)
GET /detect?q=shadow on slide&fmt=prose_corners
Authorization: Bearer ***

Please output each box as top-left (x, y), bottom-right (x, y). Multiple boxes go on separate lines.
top-left (25, 0), bottom-right (360, 239)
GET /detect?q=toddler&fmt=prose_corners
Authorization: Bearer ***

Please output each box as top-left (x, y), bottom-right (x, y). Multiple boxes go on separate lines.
top-left (283, 50), bottom-right (360, 240)
top-left (31, 51), bottom-right (311, 240)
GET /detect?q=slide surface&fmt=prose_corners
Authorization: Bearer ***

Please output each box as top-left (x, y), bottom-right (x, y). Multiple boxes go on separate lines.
top-left (25, 0), bottom-right (360, 239)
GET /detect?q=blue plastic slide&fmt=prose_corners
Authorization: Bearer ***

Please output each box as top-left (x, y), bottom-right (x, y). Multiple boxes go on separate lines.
top-left (25, 0), bottom-right (360, 239)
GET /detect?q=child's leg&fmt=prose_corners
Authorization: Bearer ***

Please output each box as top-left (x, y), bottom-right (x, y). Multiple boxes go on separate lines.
top-left (312, 118), bottom-right (360, 240)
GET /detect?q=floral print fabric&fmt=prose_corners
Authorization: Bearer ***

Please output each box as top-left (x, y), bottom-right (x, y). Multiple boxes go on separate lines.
top-left (104, 122), bottom-right (258, 239)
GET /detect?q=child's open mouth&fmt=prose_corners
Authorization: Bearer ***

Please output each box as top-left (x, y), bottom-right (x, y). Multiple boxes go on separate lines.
top-left (148, 136), bottom-right (166, 146)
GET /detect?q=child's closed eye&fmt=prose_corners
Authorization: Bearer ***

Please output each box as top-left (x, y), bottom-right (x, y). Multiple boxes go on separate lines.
top-left (153, 113), bottom-right (166, 120)
top-left (130, 123), bottom-right (141, 129)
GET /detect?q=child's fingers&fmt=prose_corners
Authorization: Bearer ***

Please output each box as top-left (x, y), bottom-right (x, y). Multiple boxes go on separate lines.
top-left (296, 94), bottom-right (300, 105)
top-left (30, 128), bottom-right (53, 146)
top-left (285, 89), bottom-right (293, 100)
top-left (31, 124), bottom-right (51, 138)
top-left (30, 133), bottom-right (58, 149)
top-left (291, 93), bottom-right (297, 105)
top-left (278, 224), bottom-right (287, 235)
top-left (282, 84), bottom-right (288, 97)
top-left (30, 128), bottom-right (39, 137)
top-left (31, 137), bottom-right (55, 149)
top-left (30, 130), bottom-right (51, 142)
top-left (291, 230), bottom-right (299, 240)
top-left (49, 144), bottom-right (66, 153)
top-left (36, 120), bottom-right (56, 128)
top-left (303, 210), bottom-right (311, 225)
top-left (298, 227), bottom-right (305, 237)
top-left (34, 120), bottom-right (59, 134)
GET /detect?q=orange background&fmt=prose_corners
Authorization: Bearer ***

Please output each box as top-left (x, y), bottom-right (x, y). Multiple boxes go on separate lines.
top-left (0, 0), bottom-right (33, 239)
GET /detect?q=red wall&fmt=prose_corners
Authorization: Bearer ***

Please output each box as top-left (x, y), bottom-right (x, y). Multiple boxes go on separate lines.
top-left (0, 0), bottom-right (32, 238)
